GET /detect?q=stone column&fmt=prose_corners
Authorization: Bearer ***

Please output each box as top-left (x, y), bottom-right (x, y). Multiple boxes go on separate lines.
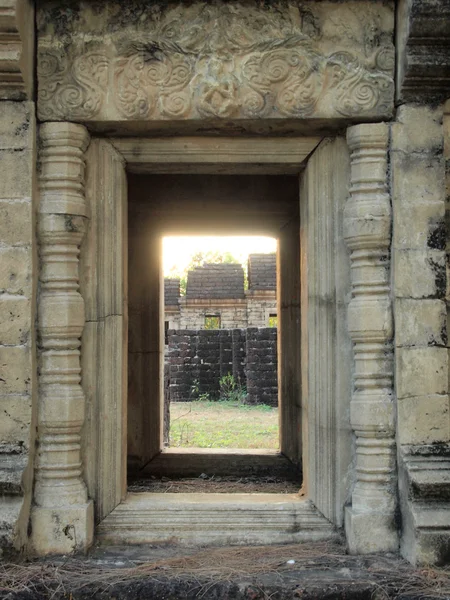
top-left (31, 122), bottom-right (93, 554)
top-left (344, 124), bottom-right (398, 553)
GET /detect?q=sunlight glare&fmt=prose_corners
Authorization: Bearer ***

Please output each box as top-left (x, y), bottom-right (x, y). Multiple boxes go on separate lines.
top-left (163, 236), bottom-right (277, 276)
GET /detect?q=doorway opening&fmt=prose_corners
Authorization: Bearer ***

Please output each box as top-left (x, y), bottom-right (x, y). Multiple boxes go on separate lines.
top-left (84, 134), bottom-right (349, 545)
top-left (126, 175), bottom-right (303, 494)
top-left (163, 236), bottom-right (278, 454)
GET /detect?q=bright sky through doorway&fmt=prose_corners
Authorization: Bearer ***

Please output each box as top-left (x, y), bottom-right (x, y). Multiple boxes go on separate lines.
top-left (163, 236), bottom-right (277, 276)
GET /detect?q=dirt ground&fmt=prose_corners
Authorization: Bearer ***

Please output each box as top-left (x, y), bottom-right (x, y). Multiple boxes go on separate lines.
top-left (128, 474), bottom-right (302, 494)
top-left (2, 541), bottom-right (450, 599)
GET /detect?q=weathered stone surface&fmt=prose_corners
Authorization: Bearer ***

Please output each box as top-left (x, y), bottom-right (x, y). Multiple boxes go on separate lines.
top-left (0, 150), bottom-right (33, 198)
top-left (395, 299), bottom-right (447, 347)
top-left (393, 198), bottom-right (445, 251)
top-left (396, 0), bottom-right (450, 103)
top-left (393, 249), bottom-right (446, 299)
top-left (0, 101), bottom-right (33, 149)
top-left (344, 123), bottom-right (397, 554)
top-left (31, 121), bottom-right (93, 555)
top-left (36, 0), bottom-right (394, 123)
top-left (0, 345), bottom-right (31, 394)
top-left (397, 395), bottom-right (450, 445)
top-left (391, 153), bottom-right (445, 218)
top-left (392, 101), bottom-right (450, 566)
top-left (392, 105), bottom-right (443, 155)
top-left (0, 0), bottom-right (35, 100)
top-left (0, 295), bottom-right (30, 345)
top-left (0, 496), bottom-right (22, 549)
top-left (0, 450), bottom-right (27, 495)
top-left (0, 395), bottom-right (32, 445)
top-left (396, 347), bottom-right (448, 400)
top-left (0, 201), bottom-right (32, 245)
top-left (300, 136), bottom-right (352, 528)
top-left (0, 247), bottom-right (32, 295)
top-left (80, 139), bottom-right (127, 524)
top-left (0, 73), bottom-right (36, 555)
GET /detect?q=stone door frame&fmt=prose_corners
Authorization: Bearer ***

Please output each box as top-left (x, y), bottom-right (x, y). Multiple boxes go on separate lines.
top-left (33, 126), bottom-right (397, 553)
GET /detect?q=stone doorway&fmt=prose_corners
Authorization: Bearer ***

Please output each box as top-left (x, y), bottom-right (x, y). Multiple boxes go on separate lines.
top-left (74, 135), bottom-right (353, 546)
top-left (126, 174), bottom-right (300, 492)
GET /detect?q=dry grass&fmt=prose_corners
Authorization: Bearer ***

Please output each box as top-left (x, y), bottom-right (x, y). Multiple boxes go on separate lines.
top-left (170, 401), bottom-right (278, 449)
top-left (2, 543), bottom-right (450, 599)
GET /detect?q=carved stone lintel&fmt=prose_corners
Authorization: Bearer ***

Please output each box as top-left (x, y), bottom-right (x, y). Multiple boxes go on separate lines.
top-left (31, 122), bottom-right (93, 555)
top-left (0, 0), bottom-right (34, 100)
top-left (344, 123), bottom-right (398, 554)
top-left (36, 1), bottom-right (395, 122)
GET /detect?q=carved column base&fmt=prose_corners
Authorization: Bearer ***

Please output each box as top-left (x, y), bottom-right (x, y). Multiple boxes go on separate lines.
top-left (31, 501), bottom-right (93, 555)
top-left (345, 507), bottom-right (398, 554)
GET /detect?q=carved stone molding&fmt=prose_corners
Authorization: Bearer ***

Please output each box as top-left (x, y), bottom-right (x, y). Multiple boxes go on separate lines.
top-left (399, 444), bottom-right (450, 564)
top-left (397, 0), bottom-right (450, 103)
top-left (344, 123), bottom-right (398, 554)
top-left (31, 122), bottom-right (93, 555)
top-left (37, 1), bottom-right (394, 123)
top-left (0, 0), bottom-right (34, 99)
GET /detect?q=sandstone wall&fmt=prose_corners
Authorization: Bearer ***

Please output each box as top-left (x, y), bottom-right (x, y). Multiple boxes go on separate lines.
top-left (0, 1), bottom-right (36, 552)
top-left (392, 103), bottom-right (450, 564)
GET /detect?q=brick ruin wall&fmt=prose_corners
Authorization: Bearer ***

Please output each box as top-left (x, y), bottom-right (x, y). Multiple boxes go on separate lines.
top-left (167, 328), bottom-right (278, 406)
top-left (248, 254), bottom-right (277, 290)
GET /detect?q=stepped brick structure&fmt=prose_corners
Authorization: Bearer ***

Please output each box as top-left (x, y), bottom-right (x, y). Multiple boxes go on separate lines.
top-left (164, 255), bottom-right (277, 330)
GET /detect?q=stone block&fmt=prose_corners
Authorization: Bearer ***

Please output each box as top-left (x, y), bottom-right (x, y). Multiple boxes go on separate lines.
top-left (31, 501), bottom-right (94, 554)
top-left (0, 452), bottom-right (28, 496)
top-left (396, 347), bottom-right (448, 399)
top-left (0, 150), bottom-right (33, 199)
top-left (393, 249), bottom-right (446, 298)
top-left (0, 496), bottom-right (23, 549)
top-left (0, 295), bottom-right (31, 345)
top-left (345, 507), bottom-right (398, 554)
top-left (0, 102), bottom-right (34, 150)
top-left (0, 395), bottom-right (32, 445)
top-left (397, 395), bottom-right (450, 445)
top-left (0, 200), bottom-right (33, 246)
top-left (391, 152), bottom-right (445, 217)
top-left (392, 105), bottom-right (443, 155)
top-left (0, 247), bottom-right (32, 295)
top-left (395, 299), bottom-right (447, 347)
top-left (393, 198), bottom-right (445, 250)
top-left (0, 346), bottom-right (31, 394)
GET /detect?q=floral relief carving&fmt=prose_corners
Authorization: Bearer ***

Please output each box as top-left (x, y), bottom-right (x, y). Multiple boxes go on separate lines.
top-left (38, 50), bottom-right (108, 120)
top-left (37, 1), bottom-right (394, 121)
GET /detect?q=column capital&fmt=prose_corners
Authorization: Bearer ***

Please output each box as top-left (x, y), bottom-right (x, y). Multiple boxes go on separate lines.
top-left (39, 122), bottom-right (90, 217)
top-left (347, 123), bottom-right (389, 151)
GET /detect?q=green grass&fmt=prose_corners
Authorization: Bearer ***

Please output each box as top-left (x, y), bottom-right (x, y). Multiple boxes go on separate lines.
top-left (169, 401), bottom-right (279, 449)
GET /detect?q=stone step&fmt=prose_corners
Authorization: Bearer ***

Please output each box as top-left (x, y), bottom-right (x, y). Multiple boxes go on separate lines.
top-left (138, 448), bottom-right (301, 479)
top-left (96, 493), bottom-right (337, 546)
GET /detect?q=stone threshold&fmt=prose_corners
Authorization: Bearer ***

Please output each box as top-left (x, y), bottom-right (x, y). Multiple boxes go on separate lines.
top-left (138, 448), bottom-right (302, 479)
top-left (96, 493), bottom-right (336, 546)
